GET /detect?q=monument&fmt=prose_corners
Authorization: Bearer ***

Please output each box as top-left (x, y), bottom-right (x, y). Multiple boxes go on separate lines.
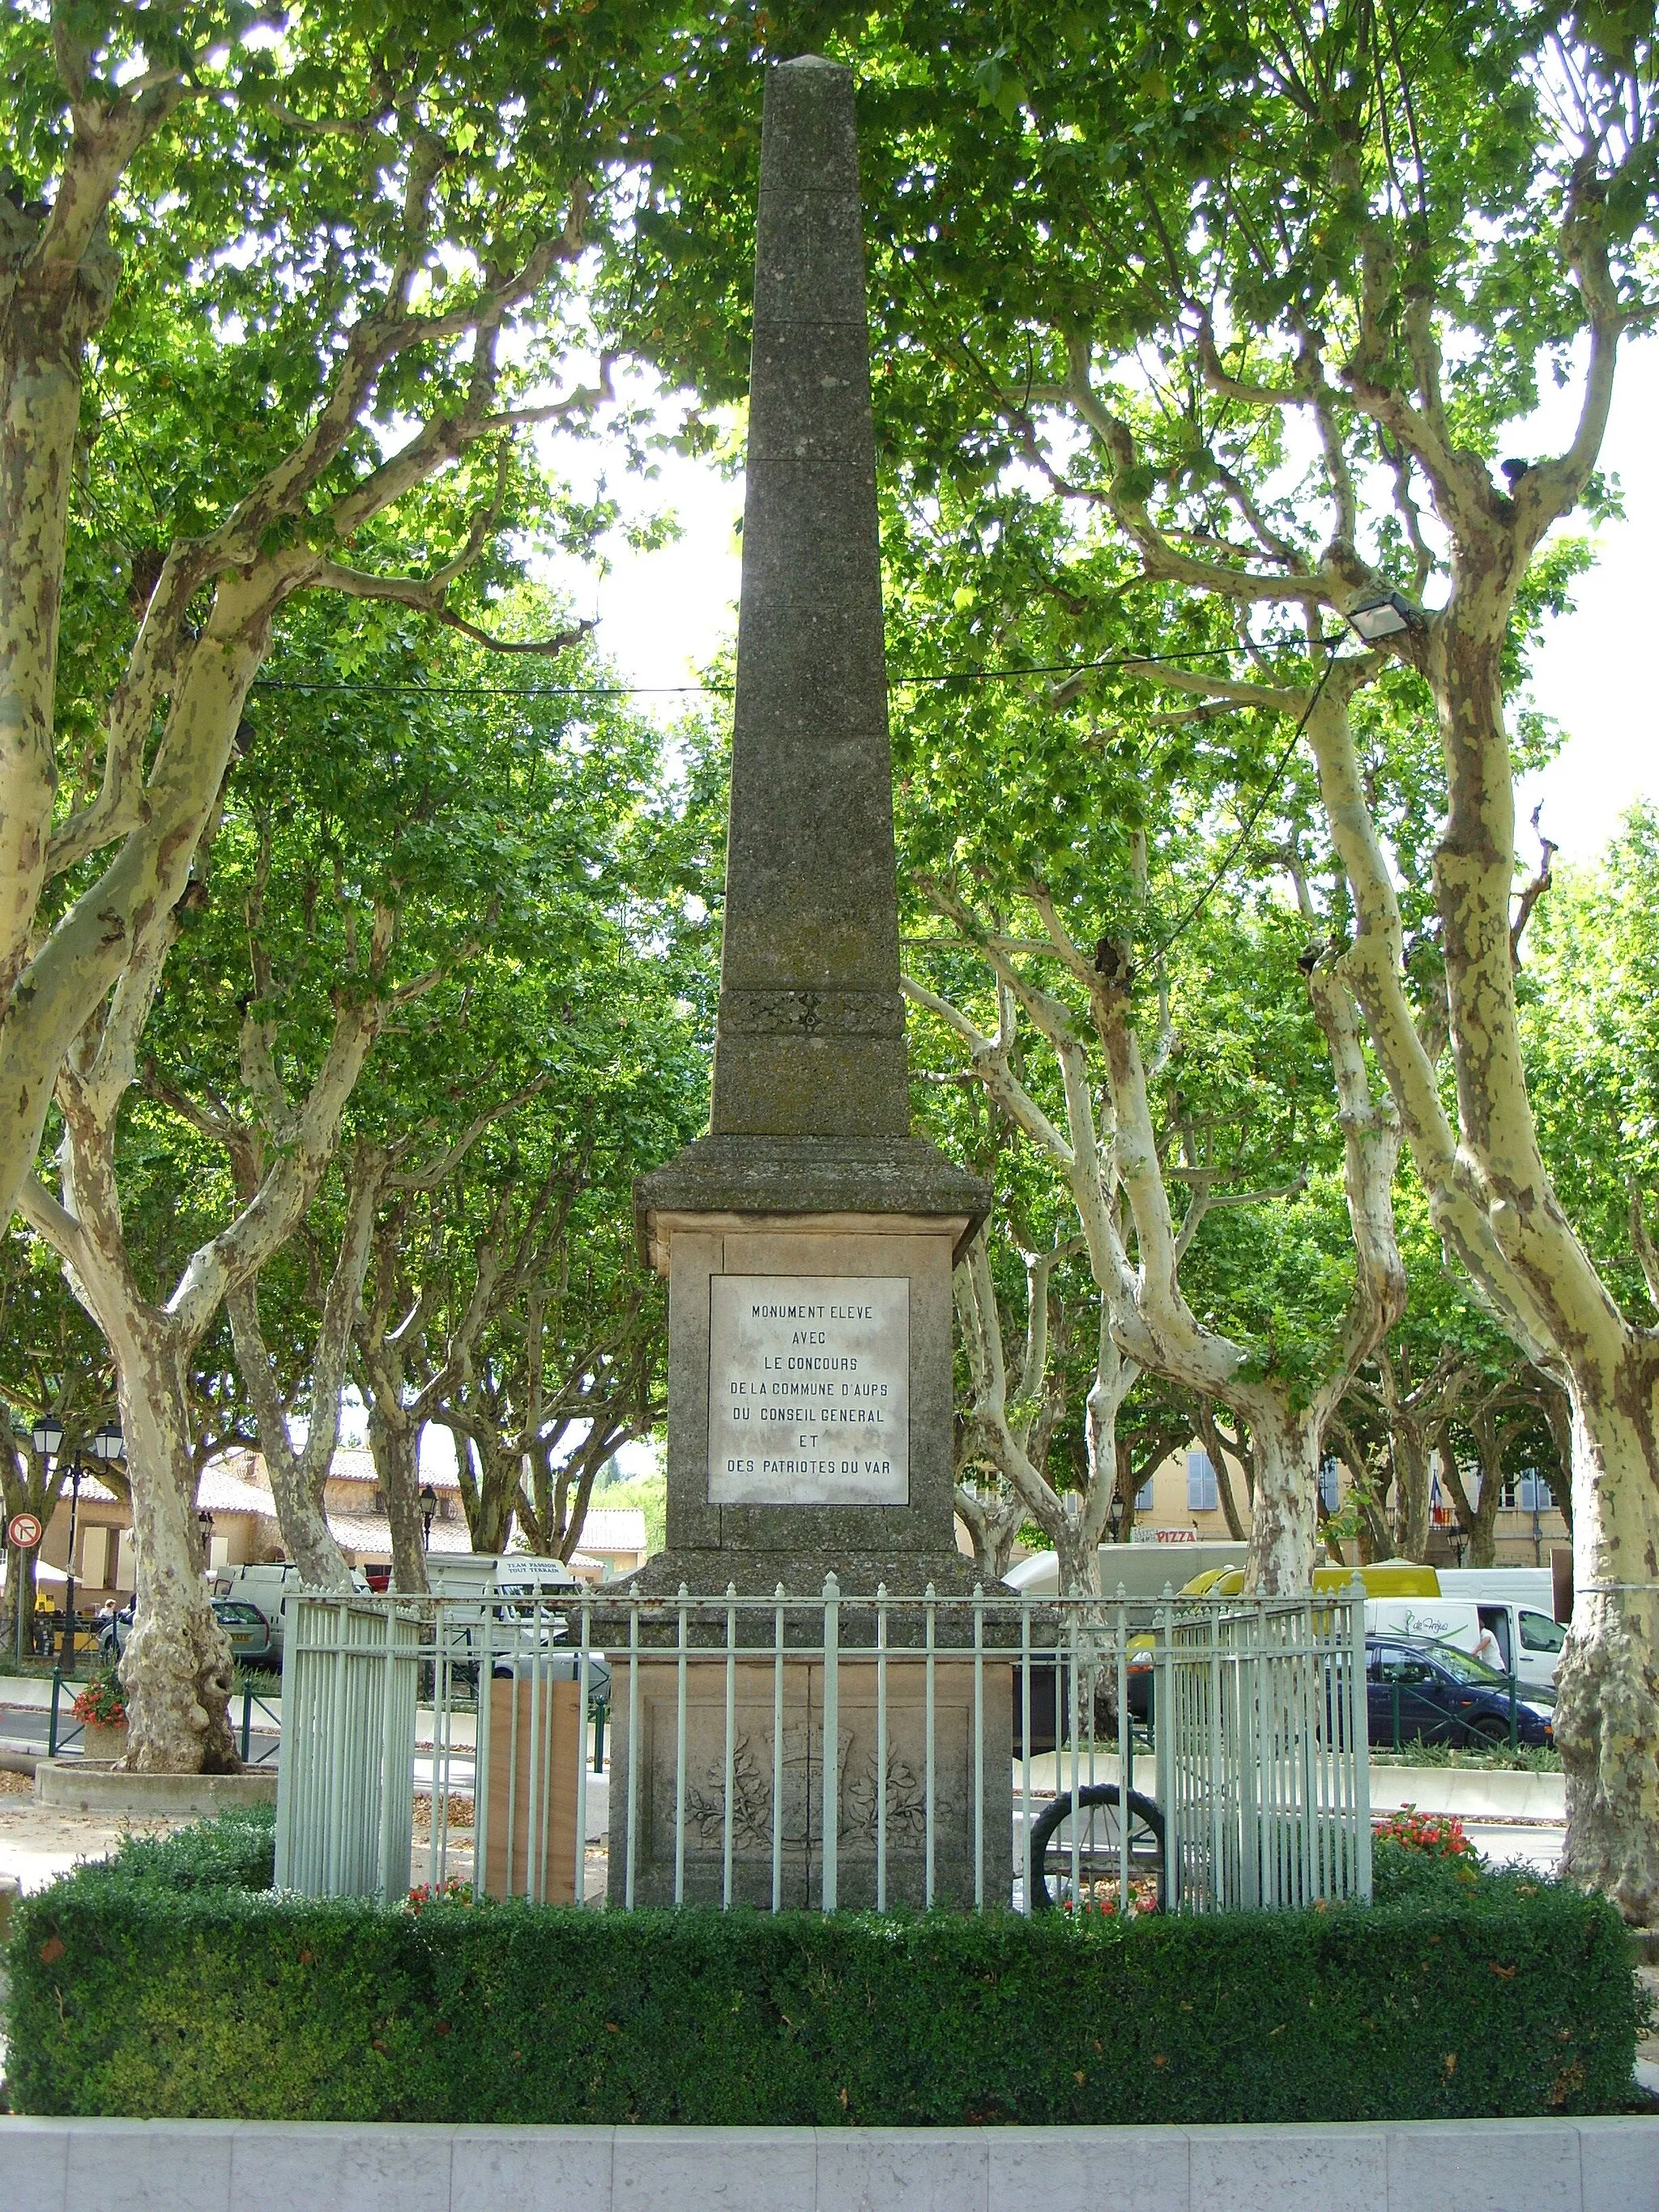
top-left (611, 56), bottom-right (1004, 1907)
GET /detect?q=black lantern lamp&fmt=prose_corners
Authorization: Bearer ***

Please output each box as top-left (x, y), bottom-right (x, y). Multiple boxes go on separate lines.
top-left (420, 1485), bottom-right (439, 1550)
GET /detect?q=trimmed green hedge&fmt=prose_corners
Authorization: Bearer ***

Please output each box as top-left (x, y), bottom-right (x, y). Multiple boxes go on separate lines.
top-left (3, 1813), bottom-right (1644, 2125)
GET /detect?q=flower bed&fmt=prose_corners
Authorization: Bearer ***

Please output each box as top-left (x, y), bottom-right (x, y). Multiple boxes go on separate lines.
top-left (69, 1670), bottom-right (126, 1729)
top-left (2, 1811), bottom-right (1644, 2125)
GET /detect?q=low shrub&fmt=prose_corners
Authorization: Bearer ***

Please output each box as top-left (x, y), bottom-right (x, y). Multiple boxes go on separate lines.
top-left (2, 1813), bottom-right (1643, 2125)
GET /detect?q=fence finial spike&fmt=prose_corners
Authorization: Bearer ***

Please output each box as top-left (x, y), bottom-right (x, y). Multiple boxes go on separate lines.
top-left (822, 1570), bottom-right (840, 1599)
top-left (726, 1580), bottom-right (738, 1599)
top-left (876, 1579), bottom-right (888, 1600)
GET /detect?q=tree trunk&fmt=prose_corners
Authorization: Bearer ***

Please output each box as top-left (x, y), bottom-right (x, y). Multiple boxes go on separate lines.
top-left (953, 1480), bottom-right (1024, 1583)
top-left (1540, 1381), bottom-right (1575, 1532)
top-left (1195, 1400), bottom-right (1250, 1541)
top-left (1, 1430), bottom-right (60, 1657)
top-left (0, 207), bottom-right (122, 1025)
top-left (1555, 1379), bottom-right (1659, 1924)
top-left (114, 1315), bottom-right (238, 1772)
top-left (5, 1541), bottom-right (37, 1658)
top-left (454, 1428), bottom-right (515, 1554)
top-left (1241, 1404), bottom-right (1322, 1595)
top-left (368, 1396), bottom-right (429, 1594)
top-left (1391, 1426), bottom-right (1432, 1562)
top-left (1450, 1426), bottom-right (1503, 1568)
top-left (263, 1437), bottom-right (353, 1591)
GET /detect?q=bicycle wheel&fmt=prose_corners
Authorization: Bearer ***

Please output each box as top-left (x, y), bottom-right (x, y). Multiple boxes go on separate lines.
top-left (1029, 1784), bottom-right (1166, 1913)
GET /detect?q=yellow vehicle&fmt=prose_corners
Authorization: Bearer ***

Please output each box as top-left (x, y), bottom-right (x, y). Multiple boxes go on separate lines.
top-left (1176, 1559), bottom-right (1439, 1600)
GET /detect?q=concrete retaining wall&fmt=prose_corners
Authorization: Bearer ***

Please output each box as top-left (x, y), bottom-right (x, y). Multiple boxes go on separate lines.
top-left (1370, 1766), bottom-right (1567, 1820)
top-left (32, 1761), bottom-right (276, 1817)
top-left (3, 2116), bottom-right (1655, 2212)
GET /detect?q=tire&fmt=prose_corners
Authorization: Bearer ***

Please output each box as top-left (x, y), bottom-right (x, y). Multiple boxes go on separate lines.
top-left (1029, 1784), bottom-right (1167, 1913)
top-left (1464, 1711), bottom-right (1510, 1747)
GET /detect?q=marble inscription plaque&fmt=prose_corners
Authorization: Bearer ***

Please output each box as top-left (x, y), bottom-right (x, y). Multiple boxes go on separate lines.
top-left (707, 1274), bottom-right (909, 1505)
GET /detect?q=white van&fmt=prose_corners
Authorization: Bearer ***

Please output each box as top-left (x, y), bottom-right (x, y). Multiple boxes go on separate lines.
top-left (1366, 1590), bottom-right (1563, 1694)
top-left (210, 1559), bottom-right (372, 1659)
top-left (1434, 1569), bottom-right (1565, 1690)
top-left (426, 1554), bottom-right (579, 1604)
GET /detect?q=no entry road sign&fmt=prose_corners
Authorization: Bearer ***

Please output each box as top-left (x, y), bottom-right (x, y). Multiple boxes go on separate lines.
top-left (6, 1511), bottom-right (43, 1549)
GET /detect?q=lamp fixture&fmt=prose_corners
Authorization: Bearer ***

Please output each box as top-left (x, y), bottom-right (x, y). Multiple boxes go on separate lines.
top-left (91, 1424), bottom-right (124, 1462)
top-left (1342, 590), bottom-right (1421, 643)
top-left (31, 1417), bottom-right (64, 1459)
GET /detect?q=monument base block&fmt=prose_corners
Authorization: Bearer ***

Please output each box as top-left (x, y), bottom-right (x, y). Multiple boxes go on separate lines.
top-left (606, 1656), bottom-right (1013, 1910)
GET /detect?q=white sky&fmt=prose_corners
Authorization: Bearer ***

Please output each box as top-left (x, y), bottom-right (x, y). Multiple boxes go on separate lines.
top-left (536, 338), bottom-right (1659, 871)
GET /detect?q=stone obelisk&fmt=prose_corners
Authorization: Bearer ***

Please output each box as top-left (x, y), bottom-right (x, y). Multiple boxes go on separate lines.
top-left (613, 62), bottom-right (1007, 1905)
top-left (632, 55), bottom-right (990, 1598)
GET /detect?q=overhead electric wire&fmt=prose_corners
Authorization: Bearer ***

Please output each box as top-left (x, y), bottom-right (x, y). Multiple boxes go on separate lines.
top-left (1149, 640), bottom-right (1341, 957)
top-left (247, 634), bottom-right (1347, 702)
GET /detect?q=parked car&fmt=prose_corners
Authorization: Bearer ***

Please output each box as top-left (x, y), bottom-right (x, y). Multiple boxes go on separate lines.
top-left (99, 1596), bottom-right (276, 1669)
top-left (1367, 1634), bottom-right (1554, 1749)
top-left (209, 1560), bottom-right (371, 1662)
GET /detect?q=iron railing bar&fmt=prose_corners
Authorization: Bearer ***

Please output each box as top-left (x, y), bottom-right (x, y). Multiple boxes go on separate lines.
top-left (821, 1574), bottom-right (839, 1914)
top-left (576, 1594), bottom-right (591, 1911)
top-left (972, 1583), bottom-right (985, 1912)
top-left (625, 1596), bottom-right (641, 1912)
top-left (1018, 1597), bottom-right (1032, 1918)
top-left (723, 1584), bottom-right (737, 1912)
top-left (772, 1585), bottom-right (785, 1916)
top-left (924, 1584), bottom-right (936, 1911)
top-left (876, 1584), bottom-right (888, 1916)
top-left (674, 1585), bottom-right (689, 1908)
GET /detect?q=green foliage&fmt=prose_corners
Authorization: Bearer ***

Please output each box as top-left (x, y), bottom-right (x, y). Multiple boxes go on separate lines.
top-left (4, 1816), bottom-right (1641, 2124)
top-left (1521, 808), bottom-right (1659, 1326)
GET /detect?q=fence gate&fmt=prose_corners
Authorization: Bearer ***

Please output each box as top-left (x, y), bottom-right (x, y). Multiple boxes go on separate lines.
top-left (1155, 1592), bottom-right (1371, 1910)
top-left (274, 1597), bottom-right (420, 1900)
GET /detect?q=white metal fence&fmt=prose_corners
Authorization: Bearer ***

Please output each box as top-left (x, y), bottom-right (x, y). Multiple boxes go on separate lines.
top-left (273, 1581), bottom-right (1370, 1915)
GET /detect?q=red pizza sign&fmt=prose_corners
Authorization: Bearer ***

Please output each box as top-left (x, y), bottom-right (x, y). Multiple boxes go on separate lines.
top-left (6, 1512), bottom-right (44, 1549)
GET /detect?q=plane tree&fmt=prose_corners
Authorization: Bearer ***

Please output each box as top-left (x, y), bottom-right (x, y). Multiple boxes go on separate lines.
top-left (0, 0), bottom-right (692, 1238)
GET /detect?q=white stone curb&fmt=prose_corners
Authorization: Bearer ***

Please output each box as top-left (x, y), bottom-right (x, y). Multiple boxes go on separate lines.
top-left (2, 2116), bottom-right (1657, 2212)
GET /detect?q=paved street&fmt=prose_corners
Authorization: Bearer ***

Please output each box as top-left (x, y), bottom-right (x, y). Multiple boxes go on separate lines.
top-left (0, 1704), bottom-right (280, 1767)
top-left (1465, 1820), bottom-right (1566, 1875)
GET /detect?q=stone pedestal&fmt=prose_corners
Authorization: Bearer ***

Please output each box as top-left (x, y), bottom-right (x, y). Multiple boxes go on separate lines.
top-left (608, 1656), bottom-right (1012, 1909)
top-left (630, 1199), bottom-right (984, 1596)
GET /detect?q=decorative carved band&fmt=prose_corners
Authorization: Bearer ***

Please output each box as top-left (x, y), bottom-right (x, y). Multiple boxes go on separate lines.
top-left (719, 988), bottom-right (906, 1039)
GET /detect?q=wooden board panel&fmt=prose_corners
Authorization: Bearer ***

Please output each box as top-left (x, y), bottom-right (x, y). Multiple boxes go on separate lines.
top-left (483, 1676), bottom-right (581, 1901)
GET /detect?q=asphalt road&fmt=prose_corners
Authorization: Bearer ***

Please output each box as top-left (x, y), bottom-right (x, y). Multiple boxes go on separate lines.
top-left (0, 1705), bottom-right (280, 1766)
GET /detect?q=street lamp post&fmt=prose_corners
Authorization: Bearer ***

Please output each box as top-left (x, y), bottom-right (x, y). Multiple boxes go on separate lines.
top-left (420, 1485), bottom-right (438, 1552)
top-left (33, 1418), bottom-right (124, 1670)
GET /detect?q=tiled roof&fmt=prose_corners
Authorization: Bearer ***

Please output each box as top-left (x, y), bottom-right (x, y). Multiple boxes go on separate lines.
top-left (574, 1507), bottom-right (648, 1554)
top-left (323, 1447), bottom-right (461, 1491)
top-left (197, 1464), bottom-right (280, 1515)
top-left (324, 1512), bottom-right (475, 1558)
